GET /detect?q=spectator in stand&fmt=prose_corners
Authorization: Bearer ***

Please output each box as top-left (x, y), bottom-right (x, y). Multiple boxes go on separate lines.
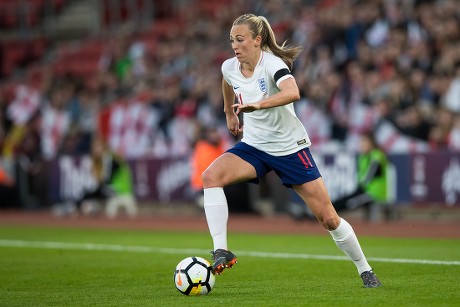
top-left (448, 115), bottom-right (460, 150)
top-left (443, 65), bottom-right (460, 113)
top-left (41, 84), bottom-right (71, 159)
top-left (295, 80), bottom-right (333, 151)
top-left (196, 88), bottom-right (228, 128)
top-left (100, 35), bottom-right (134, 82)
top-left (15, 112), bottom-right (46, 208)
top-left (74, 88), bottom-right (101, 151)
top-left (395, 105), bottom-right (432, 141)
top-left (429, 108), bottom-right (455, 150)
top-left (407, 67), bottom-right (435, 108)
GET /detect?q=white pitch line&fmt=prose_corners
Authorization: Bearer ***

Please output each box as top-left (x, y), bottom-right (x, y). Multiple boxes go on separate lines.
top-left (1, 239), bottom-right (459, 266)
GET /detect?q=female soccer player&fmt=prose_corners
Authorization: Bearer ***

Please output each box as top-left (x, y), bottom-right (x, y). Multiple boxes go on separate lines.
top-left (202, 13), bottom-right (381, 288)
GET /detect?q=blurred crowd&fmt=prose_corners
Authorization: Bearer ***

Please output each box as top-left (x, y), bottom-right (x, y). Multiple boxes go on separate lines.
top-left (1, 0), bottom-right (460, 167)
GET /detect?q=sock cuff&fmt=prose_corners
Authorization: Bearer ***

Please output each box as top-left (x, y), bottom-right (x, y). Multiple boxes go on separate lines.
top-left (204, 187), bottom-right (227, 208)
top-left (328, 218), bottom-right (353, 241)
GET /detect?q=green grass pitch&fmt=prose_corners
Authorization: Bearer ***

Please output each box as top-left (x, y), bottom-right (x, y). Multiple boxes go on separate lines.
top-left (0, 225), bottom-right (459, 306)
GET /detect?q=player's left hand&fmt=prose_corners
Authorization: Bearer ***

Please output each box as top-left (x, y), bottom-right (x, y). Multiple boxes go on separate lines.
top-left (231, 103), bottom-right (260, 114)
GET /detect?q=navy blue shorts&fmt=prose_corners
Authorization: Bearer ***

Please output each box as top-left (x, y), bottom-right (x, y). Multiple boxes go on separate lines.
top-left (226, 142), bottom-right (321, 188)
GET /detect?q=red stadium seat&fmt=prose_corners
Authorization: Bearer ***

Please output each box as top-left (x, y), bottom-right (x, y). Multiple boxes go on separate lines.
top-left (0, 2), bottom-right (19, 28)
top-left (23, 1), bottom-right (42, 27)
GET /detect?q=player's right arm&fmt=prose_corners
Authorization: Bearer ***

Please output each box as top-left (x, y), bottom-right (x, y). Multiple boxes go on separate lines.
top-left (222, 78), bottom-right (242, 136)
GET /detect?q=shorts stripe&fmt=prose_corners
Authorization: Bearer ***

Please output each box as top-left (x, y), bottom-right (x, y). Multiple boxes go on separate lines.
top-left (297, 152), bottom-right (310, 169)
top-left (301, 150), bottom-right (313, 167)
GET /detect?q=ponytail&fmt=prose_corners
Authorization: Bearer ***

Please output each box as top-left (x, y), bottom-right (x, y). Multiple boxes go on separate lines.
top-left (233, 14), bottom-right (303, 69)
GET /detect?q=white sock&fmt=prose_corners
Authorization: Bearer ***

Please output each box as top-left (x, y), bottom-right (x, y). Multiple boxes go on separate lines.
top-left (329, 218), bottom-right (372, 275)
top-left (204, 187), bottom-right (229, 251)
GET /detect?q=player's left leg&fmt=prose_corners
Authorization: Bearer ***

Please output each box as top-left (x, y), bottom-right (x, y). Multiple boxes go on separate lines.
top-left (202, 151), bottom-right (258, 274)
top-left (293, 178), bottom-right (382, 288)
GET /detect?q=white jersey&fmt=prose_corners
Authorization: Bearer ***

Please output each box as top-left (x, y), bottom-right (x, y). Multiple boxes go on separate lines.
top-left (222, 51), bottom-right (311, 156)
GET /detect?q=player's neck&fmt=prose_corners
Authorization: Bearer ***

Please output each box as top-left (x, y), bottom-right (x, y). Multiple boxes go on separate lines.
top-left (240, 50), bottom-right (262, 76)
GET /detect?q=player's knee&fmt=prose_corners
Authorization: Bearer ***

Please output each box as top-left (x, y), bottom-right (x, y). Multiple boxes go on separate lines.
top-left (201, 169), bottom-right (212, 188)
top-left (202, 167), bottom-right (220, 188)
top-left (320, 215), bottom-right (340, 231)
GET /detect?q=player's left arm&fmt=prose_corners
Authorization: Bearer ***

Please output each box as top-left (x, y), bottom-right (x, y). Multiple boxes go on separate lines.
top-left (232, 77), bottom-right (300, 113)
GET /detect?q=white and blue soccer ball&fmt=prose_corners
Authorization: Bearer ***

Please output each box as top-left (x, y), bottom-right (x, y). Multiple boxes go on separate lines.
top-left (174, 256), bottom-right (215, 295)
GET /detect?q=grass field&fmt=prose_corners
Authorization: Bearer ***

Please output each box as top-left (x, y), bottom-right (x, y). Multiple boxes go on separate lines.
top-left (1, 225), bottom-right (459, 306)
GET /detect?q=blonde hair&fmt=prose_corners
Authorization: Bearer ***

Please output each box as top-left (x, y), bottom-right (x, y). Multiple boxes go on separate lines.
top-left (233, 13), bottom-right (303, 69)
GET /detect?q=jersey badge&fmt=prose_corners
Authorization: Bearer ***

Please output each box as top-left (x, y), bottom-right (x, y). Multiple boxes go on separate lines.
top-left (258, 78), bottom-right (267, 93)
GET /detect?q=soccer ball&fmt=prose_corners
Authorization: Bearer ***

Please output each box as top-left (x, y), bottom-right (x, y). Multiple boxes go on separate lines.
top-left (174, 256), bottom-right (215, 295)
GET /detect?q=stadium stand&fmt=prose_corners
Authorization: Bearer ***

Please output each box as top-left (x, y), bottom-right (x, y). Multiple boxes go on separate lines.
top-left (1, 0), bottom-right (459, 210)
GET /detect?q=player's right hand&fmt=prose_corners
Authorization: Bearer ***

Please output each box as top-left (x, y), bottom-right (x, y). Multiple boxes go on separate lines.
top-left (226, 113), bottom-right (243, 136)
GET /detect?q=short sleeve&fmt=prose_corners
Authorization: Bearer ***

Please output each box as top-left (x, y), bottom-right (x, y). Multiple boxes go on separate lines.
top-left (266, 56), bottom-right (293, 87)
top-left (221, 59), bottom-right (233, 86)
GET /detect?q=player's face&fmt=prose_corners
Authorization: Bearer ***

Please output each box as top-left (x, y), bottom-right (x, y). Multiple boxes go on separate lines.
top-left (229, 24), bottom-right (260, 63)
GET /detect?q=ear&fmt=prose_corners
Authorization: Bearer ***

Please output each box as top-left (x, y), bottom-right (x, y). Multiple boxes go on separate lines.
top-left (255, 35), bottom-right (262, 47)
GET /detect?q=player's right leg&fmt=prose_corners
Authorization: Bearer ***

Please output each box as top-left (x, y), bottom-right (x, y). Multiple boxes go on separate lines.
top-left (202, 152), bottom-right (258, 274)
top-left (293, 178), bottom-right (382, 288)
